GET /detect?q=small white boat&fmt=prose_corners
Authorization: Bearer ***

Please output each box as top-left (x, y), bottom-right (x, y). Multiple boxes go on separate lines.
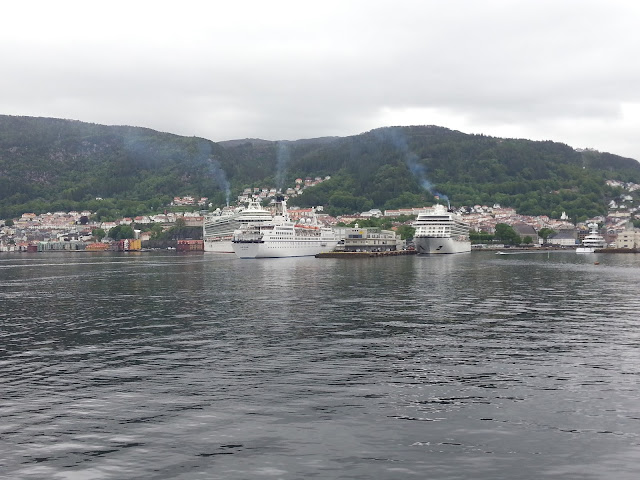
top-left (576, 223), bottom-right (606, 254)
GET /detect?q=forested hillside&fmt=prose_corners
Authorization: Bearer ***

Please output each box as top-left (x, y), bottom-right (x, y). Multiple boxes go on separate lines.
top-left (2, 115), bottom-right (639, 221)
top-left (225, 126), bottom-right (640, 220)
top-left (0, 116), bottom-right (232, 219)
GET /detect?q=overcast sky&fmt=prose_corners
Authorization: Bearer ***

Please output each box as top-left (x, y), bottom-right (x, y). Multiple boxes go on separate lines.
top-left (3, 0), bottom-right (640, 160)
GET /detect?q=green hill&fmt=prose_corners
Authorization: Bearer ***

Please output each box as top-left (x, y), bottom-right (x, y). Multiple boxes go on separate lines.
top-left (0, 115), bottom-right (230, 219)
top-left (1, 115), bottom-right (639, 221)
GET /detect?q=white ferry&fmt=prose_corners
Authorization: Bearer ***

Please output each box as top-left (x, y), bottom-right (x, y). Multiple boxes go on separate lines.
top-left (576, 223), bottom-right (606, 253)
top-left (203, 198), bottom-right (273, 253)
top-left (413, 203), bottom-right (471, 254)
top-left (231, 198), bottom-right (338, 258)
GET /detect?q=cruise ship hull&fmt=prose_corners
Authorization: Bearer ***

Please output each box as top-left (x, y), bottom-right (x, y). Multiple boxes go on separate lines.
top-left (203, 238), bottom-right (233, 253)
top-left (233, 239), bottom-right (338, 259)
top-left (414, 236), bottom-right (471, 254)
top-left (412, 203), bottom-right (471, 255)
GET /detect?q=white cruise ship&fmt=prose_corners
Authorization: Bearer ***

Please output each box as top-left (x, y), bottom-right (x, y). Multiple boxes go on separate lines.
top-left (232, 198), bottom-right (338, 258)
top-left (576, 223), bottom-right (606, 253)
top-left (413, 203), bottom-right (471, 254)
top-left (203, 199), bottom-right (273, 253)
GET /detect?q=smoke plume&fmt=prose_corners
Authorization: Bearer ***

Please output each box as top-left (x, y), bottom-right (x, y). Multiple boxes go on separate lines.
top-left (208, 158), bottom-right (231, 205)
top-left (381, 127), bottom-right (448, 203)
top-left (275, 141), bottom-right (290, 191)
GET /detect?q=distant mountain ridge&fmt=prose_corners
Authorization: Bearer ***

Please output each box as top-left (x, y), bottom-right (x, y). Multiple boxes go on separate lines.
top-left (218, 136), bottom-right (340, 148)
top-left (1, 114), bottom-right (639, 221)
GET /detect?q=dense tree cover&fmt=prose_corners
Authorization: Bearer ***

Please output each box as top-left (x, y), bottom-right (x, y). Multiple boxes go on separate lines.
top-left (395, 224), bottom-right (415, 241)
top-left (537, 228), bottom-right (556, 241)
top-left (108, 224), bottom-right (135, 240)
top-left (0, 115), bottom-right (230, 218)
top-left (282, 127), bottom-right (640, 220)
top-left (91, 228), bottom-right (106, 241)
top-left (149, 219), bottom-right (202, 241)
top-left (470, 231), bottom-right (494, 244)
top-left (494, 223), bottom-right (521, 245)
top-left (2, 116), bottom-right (640, 221)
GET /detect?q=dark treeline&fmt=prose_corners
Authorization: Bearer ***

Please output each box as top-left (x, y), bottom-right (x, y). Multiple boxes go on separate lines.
top-left (2, 116), bottom-right (640, 222)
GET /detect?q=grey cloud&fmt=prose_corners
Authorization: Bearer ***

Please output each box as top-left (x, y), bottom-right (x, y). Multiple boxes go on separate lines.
top-left (1, 0), bottom-right (639, 159)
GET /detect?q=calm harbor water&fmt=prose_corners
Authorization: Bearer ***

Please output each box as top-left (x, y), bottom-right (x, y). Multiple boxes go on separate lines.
top-left (1, 250), bottom-right (639, 479)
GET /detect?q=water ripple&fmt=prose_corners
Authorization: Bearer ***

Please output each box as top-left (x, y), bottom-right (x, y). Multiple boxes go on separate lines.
top-left (1, 252), bottom-right (640, 479)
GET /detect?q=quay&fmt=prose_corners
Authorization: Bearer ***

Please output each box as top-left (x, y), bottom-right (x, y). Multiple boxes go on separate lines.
top-left (595, 248), bottom-right (640, 253)
top-left (316, 250), bottom-right (417, 258)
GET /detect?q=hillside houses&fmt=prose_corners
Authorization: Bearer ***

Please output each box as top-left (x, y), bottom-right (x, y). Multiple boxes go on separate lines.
top-left (172, 196), bottom-right (208, 207)
top-left (0, 208), bottom-right (199, 252)
top-left (2, 173), bottom-right (640, 252)
top-left (236, 176), bottom-right (331, 204)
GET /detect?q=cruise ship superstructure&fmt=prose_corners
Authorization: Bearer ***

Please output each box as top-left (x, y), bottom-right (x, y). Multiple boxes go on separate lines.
top-left (231, 198), bottom-right (338, 258)
top-left (576, 223), bottom-right (606, 253)
top-left (413, 203), bottom-right (471, 254)
top-left (203, 199), bottom-right (273, 253)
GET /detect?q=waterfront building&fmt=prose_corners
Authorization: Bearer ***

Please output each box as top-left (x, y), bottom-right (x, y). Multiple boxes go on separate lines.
top-left (511, 223), bottom-right (540, 245)
top-left (615, 223), bottom-right (640, 249)
top-left (177, 240), bottom-right (204, 252)
top-left (183, 216), bottom-right (204, 227)
top-left (548, 229), bottom-right (578, 246)
top-left (287, 207), bottom-right (315, 222)
top-left (334, 225), bottom-right (403, 252)
top-left (360, 209), bottom-right (383, 218)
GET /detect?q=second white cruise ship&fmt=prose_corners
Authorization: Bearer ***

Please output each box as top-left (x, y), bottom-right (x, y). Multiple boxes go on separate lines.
top-left (413, 204), bottom-right (471, 254)
top-left (232, 198), bottom-right (338, 258)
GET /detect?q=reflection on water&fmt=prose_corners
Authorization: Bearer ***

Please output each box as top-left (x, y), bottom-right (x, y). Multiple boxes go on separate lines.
top-left (1, 251), bottom-right (639, 479)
